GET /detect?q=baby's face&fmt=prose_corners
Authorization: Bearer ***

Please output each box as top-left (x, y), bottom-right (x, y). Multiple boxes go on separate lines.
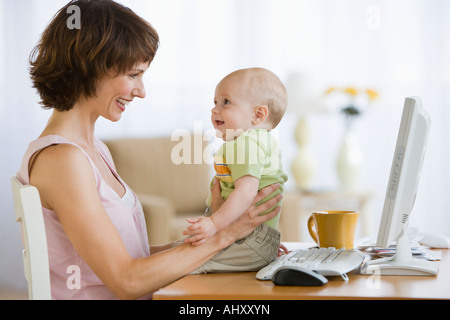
top-left (211, 77), bottom-right (256, 141)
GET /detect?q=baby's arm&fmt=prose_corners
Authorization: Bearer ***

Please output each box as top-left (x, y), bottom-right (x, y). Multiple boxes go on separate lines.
top-left (184, 175), bottom-right (259, 245)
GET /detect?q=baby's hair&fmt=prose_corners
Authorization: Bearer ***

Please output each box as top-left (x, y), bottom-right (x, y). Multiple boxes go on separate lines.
top-left (224, 68), bottom-right (288, 128)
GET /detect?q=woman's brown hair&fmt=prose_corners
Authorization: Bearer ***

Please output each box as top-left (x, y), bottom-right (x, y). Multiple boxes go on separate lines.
top-left (29, 0), bottom-right (159, 111)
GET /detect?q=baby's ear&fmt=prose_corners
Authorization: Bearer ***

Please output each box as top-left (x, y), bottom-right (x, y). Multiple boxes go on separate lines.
top-left (252, 105), bottom-right (269, 125)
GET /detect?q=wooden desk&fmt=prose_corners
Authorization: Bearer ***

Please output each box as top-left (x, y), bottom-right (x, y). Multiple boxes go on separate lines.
top-left (154, 247), bottom-right (450, 300)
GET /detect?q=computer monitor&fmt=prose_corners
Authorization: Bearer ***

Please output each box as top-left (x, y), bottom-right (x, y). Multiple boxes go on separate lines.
top-left (361, 96), bottom-right (438, 276)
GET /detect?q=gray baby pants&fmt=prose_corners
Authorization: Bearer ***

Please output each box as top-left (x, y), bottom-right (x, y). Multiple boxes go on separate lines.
top-left (173, 208), bottom-right (280, 274)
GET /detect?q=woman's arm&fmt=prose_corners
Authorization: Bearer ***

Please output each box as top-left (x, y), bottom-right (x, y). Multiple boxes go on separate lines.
top-left (30, 144), bottom-right (281, 299)
top-left (149, 243), bottom-right (174, 255)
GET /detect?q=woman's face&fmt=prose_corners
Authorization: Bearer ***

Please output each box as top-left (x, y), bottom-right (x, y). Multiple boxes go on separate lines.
top-left (91, 61), bottom-right (150, 122)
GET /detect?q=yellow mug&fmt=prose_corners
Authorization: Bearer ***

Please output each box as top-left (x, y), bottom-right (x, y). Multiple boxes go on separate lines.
top-left (307, 210), bottom-right (359, 249)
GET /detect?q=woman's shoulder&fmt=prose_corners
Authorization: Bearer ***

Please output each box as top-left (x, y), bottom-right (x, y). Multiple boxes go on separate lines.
top-left (30, 142), bottom-right (92, 180)
top-left (28, 142), bottom-right (96, 209)
top-left (37, 142), bottom-right (85, 160)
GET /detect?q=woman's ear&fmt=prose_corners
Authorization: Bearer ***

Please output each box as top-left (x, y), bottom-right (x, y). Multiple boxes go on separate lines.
top-left (252, 105), bottom-right (269, 125)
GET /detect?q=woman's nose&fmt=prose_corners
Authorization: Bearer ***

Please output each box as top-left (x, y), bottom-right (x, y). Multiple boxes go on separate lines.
top-left (132, 81), bottom-right (146, 99)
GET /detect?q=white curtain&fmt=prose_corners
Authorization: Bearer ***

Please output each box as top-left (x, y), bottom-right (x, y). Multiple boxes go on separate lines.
top-left (1, 0), bottom-right (449, 291)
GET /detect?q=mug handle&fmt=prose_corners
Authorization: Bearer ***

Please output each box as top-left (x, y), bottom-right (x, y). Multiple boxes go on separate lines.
top-left (307, 215), bottom-right (318, 244)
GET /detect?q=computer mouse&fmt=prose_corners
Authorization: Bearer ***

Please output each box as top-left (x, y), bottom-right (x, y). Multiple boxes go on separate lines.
top-left (272, 265), bottom-right (328, 286)
top-left (419, 232), bottom-right (450, 249)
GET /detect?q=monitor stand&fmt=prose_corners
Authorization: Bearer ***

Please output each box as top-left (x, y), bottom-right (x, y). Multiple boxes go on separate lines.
top-left (361, 224), bottom-right (438, 276)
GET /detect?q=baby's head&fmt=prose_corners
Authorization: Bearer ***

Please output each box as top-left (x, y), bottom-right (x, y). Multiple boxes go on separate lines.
top-left (212, 67), bottom-right (287, 141)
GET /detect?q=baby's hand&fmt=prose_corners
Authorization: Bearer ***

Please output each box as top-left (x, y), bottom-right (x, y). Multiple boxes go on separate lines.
top-left (183, 216), bottom-right (217, 246)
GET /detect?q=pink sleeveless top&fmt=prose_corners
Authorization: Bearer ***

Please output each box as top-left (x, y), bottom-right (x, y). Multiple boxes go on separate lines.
top-left (17, 135), bottom-right (152, 300)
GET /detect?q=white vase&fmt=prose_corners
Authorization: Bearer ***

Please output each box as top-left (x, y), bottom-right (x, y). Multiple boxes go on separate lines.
top-left (336, 132), bottom-right (362, 190)
top-left (292, 148), bottom-right (317, 190)
top-left (291, 117), bottom-right (317, 190)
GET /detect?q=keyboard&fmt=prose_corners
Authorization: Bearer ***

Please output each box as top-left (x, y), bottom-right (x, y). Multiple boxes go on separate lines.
top-left (256, 247), bottom-right (366, 282)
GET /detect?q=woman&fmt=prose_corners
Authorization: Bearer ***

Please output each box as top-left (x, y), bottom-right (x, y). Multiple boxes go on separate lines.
top-left (18, 0), bottom-right (282, 300)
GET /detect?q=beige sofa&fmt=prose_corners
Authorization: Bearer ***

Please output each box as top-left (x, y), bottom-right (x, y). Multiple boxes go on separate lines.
top-left (105, 135), bottom-right (212, 245)
top-left (105, 135), bottom-right (299, 246)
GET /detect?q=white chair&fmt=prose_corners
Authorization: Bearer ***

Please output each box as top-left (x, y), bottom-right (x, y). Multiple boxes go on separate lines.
top-left (11, 175), bottom-right (51, 300)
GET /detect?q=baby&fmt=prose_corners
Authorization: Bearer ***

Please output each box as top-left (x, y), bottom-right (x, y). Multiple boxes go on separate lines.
top-left (183, 67), bottom-right (288, 273)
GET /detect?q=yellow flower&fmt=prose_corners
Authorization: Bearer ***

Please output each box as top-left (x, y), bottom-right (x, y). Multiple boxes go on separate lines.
top-left (366, 89), bottom-right (379, 101)
top-left (325, 87), bottom-right (336, 95)
top-left (343, 87), bottom-right (358, 96)
top-left (324, 86), bottom-right (380, 104)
